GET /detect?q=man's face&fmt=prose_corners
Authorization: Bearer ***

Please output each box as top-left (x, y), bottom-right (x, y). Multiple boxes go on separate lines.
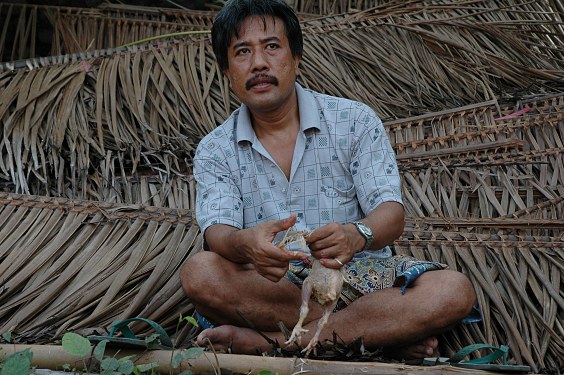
top-left (224, 16), bottom-right (300, 114)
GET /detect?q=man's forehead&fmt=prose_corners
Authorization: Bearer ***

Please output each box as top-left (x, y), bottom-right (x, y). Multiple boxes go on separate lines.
top-left (231, 15), bottom-right (285, 42)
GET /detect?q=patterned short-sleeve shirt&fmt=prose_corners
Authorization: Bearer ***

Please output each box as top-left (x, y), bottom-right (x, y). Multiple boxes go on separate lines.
top-left (194, 84), bottom-right (403, 258)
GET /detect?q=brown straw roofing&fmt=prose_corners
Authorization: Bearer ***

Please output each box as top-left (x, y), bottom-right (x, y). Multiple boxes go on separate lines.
top-left (0, 0), bottom-right (563, 373)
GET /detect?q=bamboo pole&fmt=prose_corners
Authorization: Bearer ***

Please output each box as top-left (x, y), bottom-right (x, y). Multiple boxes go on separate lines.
top-left (0, 344), bottom-right (513, 375)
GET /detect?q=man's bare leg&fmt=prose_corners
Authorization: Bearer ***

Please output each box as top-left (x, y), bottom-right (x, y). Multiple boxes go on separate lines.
top-left (180, 251), bottom-right (325, 331)
top-left (182, 253), bottom-right (476, 360)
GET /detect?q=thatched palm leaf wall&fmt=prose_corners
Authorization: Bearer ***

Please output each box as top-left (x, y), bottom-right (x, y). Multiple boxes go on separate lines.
top-left (396, 224), bottom-right (564, 372)
top-left (0, 193), bottom-right (201, 342)
top-left (0, 3), bottom-right (215, 61)
top-left (394, 96), bottom-right (564, 220)
top-left (1, 3), bottom-right (563, 199)
top-left (0, 1), bottom-right (563, 373)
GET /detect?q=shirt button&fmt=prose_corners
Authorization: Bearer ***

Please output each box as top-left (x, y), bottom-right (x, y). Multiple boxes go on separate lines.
top-left (282, 188), bottom-right (287, 193)
top-left (294, 187), bottom-right (301, 193)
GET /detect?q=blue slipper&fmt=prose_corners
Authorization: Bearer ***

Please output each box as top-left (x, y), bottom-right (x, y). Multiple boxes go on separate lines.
top-left (422, 344), bottom-right (530, 373)
top-left (87, 317), bottom-right (173, 350)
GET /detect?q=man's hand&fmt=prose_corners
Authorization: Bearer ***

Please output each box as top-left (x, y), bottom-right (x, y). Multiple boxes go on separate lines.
top-left (239, 214), bottom-right (307, 281)
top-left (205, 215), bottom-right (307, 282)
top-left (306, 202), bottom-right (405, 269)
top-left (306, 222), bottom-right (358, 269)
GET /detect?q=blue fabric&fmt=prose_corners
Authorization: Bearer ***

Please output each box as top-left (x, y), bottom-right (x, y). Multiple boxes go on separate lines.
top-left (462, 306), bottom-right (483, 324)
top-left (194, 310), bottom-right (216, 329)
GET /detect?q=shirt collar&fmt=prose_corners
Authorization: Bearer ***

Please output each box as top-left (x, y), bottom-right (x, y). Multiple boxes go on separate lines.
top-left (236, 83), bottom-right (321, 144)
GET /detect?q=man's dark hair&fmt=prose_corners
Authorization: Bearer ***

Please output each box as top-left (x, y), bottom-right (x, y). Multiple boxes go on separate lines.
top-left (211, 0), bottom-right (303, 71)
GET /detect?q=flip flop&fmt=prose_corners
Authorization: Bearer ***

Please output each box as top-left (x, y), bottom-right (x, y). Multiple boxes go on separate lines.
top-left (87, 317), bottom-right (173, 350)
top-left (422, 344), bottom-right (531, 373)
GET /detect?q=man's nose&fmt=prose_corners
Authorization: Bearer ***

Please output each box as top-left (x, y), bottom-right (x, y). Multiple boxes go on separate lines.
top-left (251, 49), bottom-right (269, 71)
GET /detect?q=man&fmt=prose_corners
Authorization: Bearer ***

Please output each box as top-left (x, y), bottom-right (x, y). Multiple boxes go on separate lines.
top-left (180, 0), bottom-right (476, 361)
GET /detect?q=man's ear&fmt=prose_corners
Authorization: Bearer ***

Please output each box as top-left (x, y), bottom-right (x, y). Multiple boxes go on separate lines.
top-left (294, 57), bottom-right (301, 72)
top-left (223, 68), bottom-right (232, 85)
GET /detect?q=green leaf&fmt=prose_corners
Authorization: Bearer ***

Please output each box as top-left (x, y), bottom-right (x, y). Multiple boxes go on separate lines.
top-left (257, 370), bottom-right (276, 375)
top-left (101, 357), bottom-right (120, 371)
top-left (1, 331), bottom-right (12, 343)
top-left (172, 347), bottom-right (205, 368)
top-left (62, 332), bottom-right (91, 357)
top-left (144, 333), bottom-right (161, 350)
top-left (1, 348), bottom-right (32, 375)
top-left (182, 316), bottom-right (199, 327)
top-left (134, 362), bottom-right (160, 372)
top-left (178, 313), bottom-right (198, 327)
top-left (178, 371), bottom-right (193, 375)
top-left (117, 358), bottom-right (135, 374)
top-left (93, 340), bottom-right (108, 361)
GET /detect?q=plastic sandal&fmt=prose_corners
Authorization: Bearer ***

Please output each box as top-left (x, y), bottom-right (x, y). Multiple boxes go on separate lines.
top-left (87, 317), bottom-right (173, 350)
top-left (422, 344), bottom-right (531, 373)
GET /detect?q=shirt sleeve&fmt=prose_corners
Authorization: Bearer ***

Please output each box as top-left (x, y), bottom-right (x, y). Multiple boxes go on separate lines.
top-left (193, 132), bottom-right (244, 233)
top-left (350, 104), bottom-right (403, 215)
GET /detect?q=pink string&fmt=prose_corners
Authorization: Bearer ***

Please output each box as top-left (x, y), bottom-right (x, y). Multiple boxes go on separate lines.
top-left (81, 60), bottom-right (90, 73)
top-left (496, 105), bottom-right (531, 120)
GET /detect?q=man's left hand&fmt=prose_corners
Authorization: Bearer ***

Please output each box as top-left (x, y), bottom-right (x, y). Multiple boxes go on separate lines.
top-left (305, 222), bottom-right (358, 269)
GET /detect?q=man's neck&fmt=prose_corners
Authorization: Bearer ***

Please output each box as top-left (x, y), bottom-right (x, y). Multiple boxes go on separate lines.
top-left (248, 90), bottom-right (300, 180)
top-left (250, 89), bottom-right (300, 139)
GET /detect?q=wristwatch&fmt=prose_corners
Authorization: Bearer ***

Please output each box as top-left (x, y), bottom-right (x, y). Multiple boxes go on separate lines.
top-left (352, 221), bottom-right (373, 251)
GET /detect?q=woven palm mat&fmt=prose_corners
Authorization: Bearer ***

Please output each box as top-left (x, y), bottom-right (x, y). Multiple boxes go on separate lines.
top-left (0, 193), bottom-right (562, 372)
top-left (0, 193), bottom-right (201, 343)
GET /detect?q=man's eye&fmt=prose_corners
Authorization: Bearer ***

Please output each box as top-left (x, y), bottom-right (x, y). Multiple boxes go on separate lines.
top-left (236, 48), bottom-right (250, 55)
top-left (266, 43), bottom-right (279, 50)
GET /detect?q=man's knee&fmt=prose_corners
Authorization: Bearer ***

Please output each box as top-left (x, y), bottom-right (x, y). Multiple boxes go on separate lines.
top-left (417, 269), bottom-right (476, 321)
top-left (180, 251), bottom-right (218, 300)
top-left (436, 270), bottom-right (476, 318)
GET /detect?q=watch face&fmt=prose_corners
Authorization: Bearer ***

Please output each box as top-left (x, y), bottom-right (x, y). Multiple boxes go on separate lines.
top-left (357, 222), bottom-right (371, 236)
top-left (354, 221), bottom-right (373, 251)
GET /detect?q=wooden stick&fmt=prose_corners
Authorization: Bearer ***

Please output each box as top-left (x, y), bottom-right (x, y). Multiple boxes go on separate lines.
top-left (0, 344), bottom-right (514, 374)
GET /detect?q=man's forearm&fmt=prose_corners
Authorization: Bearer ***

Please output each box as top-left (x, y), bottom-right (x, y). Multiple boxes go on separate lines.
top-left (204, 224), bottom-right (251, 263)
top-left (354, 201), bottom-right (405, 251)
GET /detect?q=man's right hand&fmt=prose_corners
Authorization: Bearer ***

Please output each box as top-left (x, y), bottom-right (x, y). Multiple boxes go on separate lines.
top-left (241, 214), bottom-right (308, 281)
top-left (204, 215), bottom-right (308, 282)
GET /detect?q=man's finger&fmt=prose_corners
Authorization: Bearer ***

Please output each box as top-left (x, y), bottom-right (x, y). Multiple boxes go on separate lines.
top-left (289, 250), bottom-right (308, 261)
top-left (274, 214), bottom-right (297, 231)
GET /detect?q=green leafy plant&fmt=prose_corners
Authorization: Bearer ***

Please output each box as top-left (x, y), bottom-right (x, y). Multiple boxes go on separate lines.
top-left (1, 332), bottom-right (12, 343)
top-left (0, 348), bottom-right (32, 375)
top-left (0, 318), bottom-right (226, 375)
top-left (61, 332), bottom-right (159, 375)
top-left (62, 331), bottom-right (91, 372)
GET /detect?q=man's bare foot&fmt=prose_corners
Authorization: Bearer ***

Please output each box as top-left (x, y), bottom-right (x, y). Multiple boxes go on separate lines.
top-left (197, 326), bottom-right (439, 362)
top-left (383, 336), bottom-right (439, 362)
top-left (196, 325), bottom-right (284, 354)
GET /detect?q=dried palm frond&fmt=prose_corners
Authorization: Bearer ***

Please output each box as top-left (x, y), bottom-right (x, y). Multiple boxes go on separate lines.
top-left (1, 2), bottom-right (563, 200)
top-left (0, 192), bottom-right (200, 342)
top-left (0, 1), bottom-right (563, 372)
top-left (395, 225), bottom-right (564, 373)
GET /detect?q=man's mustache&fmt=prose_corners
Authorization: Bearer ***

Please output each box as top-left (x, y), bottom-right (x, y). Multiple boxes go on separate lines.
top-left (245, 74), bottom-right (279, 90)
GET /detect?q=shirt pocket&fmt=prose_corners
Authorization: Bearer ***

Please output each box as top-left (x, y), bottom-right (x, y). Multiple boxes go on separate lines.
top-left (321, 184), bottom-right (357, 206)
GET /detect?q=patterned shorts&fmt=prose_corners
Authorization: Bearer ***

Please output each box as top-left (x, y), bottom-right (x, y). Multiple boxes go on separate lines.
top-left (286, 254), bottom-right (447, 311)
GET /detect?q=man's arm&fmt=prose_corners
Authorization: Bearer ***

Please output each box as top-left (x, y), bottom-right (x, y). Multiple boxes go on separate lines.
top-left (203, 215), bottom-right (308, 282)
top-left (305, 102), bottom-right (405, 268)
top-left (347, 201), bottom-right (405, 253)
